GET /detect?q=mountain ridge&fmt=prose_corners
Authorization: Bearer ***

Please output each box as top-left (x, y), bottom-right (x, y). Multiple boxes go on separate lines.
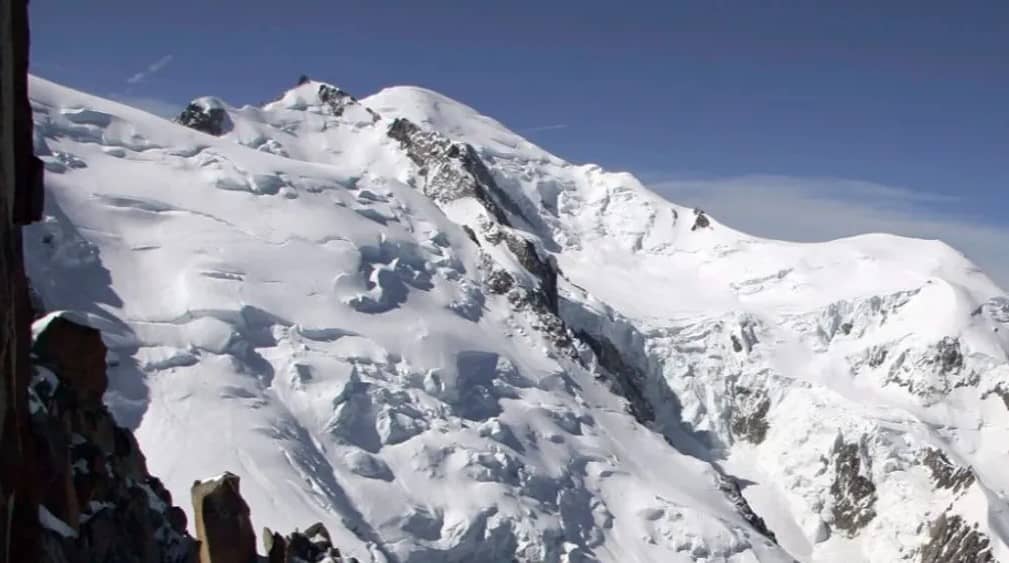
top-left (24, 74), bottom-right (1009, 562)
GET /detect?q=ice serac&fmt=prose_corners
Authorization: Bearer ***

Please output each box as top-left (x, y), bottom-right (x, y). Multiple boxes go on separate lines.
top-left (23, 72), bottom-right (1009, 563)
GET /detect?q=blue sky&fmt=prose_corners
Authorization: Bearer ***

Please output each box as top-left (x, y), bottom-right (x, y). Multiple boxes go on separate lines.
top-left (30, 1), bottom-right (1009, 287)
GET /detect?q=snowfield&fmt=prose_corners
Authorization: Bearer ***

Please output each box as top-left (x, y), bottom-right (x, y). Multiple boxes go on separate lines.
top-left (25, 75), bottom-right (1009, 563)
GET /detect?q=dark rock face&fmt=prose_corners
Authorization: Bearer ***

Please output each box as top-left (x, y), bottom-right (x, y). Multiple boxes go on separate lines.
top-left (572, 326), bottom-right (779, 546)
top-left (461, 225), bottom-right (480, 245)
top-left (716, 474), bottom-right (777, 543)
top-left (500, 232), bottom-right (559, 315)
top-left (920, 513), bottom-right (994, 563)
top-left (317, 84), bottom-right (354, 116)
top-left (29, 316), bottom-right (196, 563)
top-left (486, 269), bottom-right (515, 295)
top-left (387, 116), bottom-right (565, 340)
top-left (690, 209), bottom-right (710, 231)
top-left (574, 330), bottom-right (654, 423)
top-left (730, 335), bottom-right (743, 353)
top-left (191, 473), bottom-right (256, 563)
top-left (921, 448), bottom-right (974, 493)
top-left (386, 117), bottom-right (530, 228)
top-left (933, 337), bottom-right (964, 375)
top-left (729, 387), bottom-right (770, 444)
top-left (262, 522), bottom-right (356, 563)
top-left (733, 320), bottom-right (759, 354)
top-left (1, 1), bottom-right (47, 561)
top-left (887, 337), bottom-right (979, 400)
top-left (867, 345), bottom-right (888, 368)
top-left (177, 102), bottom-right (231, 136)
top-left (829, 438), bottom-right (877, 535)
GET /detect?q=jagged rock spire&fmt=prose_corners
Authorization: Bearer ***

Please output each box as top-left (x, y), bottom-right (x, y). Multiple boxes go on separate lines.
top-left (191, 473), bottom-right (256, 563)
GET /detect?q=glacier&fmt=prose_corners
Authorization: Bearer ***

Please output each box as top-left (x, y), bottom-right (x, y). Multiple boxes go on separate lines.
top-left (23, 75), bottom-right (1009, 562)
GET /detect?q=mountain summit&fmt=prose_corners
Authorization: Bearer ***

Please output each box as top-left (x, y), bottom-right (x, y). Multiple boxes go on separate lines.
top-left (24, 75), bottom-right (1009, 562)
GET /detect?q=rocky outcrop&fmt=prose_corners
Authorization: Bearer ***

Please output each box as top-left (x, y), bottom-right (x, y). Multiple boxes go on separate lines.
top-left (191, 473), bottom-right (256, 563)
top-left (499, 232), bottom-right (559, 315)
top-left (829, 437), bottom-right (877, 535)
top-left (301, 82), bottom-right (378, 121)
top-left (729, 386), bottom-right (770, 444)
top-left (386, 116), bottom-right (566, 342)
top-left (262, 522), bottom-right (358, 563)
top-left (919, 513), bottom-right (994, 563)
top-left (690, 209), bottom-right (710, 231)
top-left (24, 308), bottom-right (356, 563)
top-left (387, 117), bottom-right (527, 226)
top-left (570, 323), bottom-right (780, 545)
top-left (574, 329), bottom-right (655, 423)
top-left (886, 337), bottom-right (978, 401)
top-left (932, 337), bottom-right (965, 374)
top-left (317, 84), bottom-right (355, 117)
top-left (177, 100), bottom-right (232, 136)
top-left (716, 474), bottom-right (777, 544)
top-left (1, 0), bottom-right (47, 561)
top-left (187, 472), bottom-right (361, 563)
top-left (921, 448), bottom-right (974, 494)
top-left (30, 314), bottom-right (196, 563)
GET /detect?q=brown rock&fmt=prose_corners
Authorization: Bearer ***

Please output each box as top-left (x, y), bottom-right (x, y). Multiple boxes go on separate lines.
top-left (32, 315), bottom-right (108, 403)
top-left (191, 472), bottom-right (256, 563)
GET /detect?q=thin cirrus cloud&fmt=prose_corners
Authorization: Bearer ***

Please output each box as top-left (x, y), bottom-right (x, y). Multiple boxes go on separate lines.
top-left (647, 174), bottom-right (1009, 292)
top-left (126, 54), bottom-right (174, 85)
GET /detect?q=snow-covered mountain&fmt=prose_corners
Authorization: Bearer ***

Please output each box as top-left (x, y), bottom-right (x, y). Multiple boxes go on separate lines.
top-left (24, 75), bottom-right (1009, 562)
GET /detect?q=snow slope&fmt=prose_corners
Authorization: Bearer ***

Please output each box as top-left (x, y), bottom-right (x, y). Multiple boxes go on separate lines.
top-left (25, 75), bottom-right (1009, 562)
top-left (364, 86), bottom-right (1009, 562)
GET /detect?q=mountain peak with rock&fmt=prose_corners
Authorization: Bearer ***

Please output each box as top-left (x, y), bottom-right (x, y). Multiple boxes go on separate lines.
top-left (8, 54), bottom-right (1008, 563)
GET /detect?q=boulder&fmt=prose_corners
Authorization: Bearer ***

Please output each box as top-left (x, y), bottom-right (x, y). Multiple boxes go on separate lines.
top-left (177, 99), bottom-right (232, 136)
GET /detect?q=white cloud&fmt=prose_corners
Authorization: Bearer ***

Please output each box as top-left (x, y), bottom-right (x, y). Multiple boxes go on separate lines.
top-left (647, 174), bottom-right (1009, 291)
top-left (126, 54), bottom-right (174, 85)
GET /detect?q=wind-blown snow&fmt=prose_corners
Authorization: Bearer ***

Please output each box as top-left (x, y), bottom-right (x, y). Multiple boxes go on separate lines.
top-left (25, 75), bottom-right (1009, 563)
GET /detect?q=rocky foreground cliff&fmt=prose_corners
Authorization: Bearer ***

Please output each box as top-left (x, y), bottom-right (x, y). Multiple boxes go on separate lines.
top-left (23, 306), bottom-right (361, 561)
top-left (1, 0), bottom-right (46, 559)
